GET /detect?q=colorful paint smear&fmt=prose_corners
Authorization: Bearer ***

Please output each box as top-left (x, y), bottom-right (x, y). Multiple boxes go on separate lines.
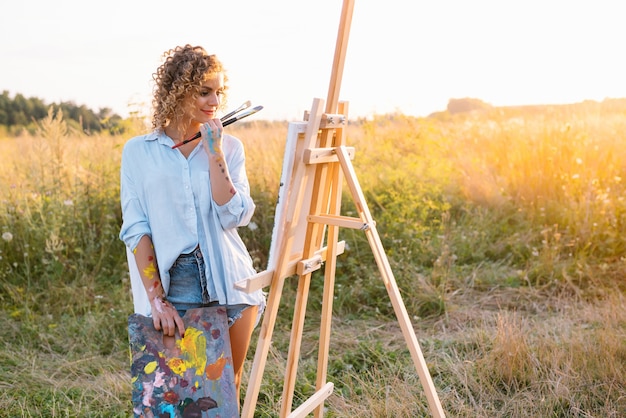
top-left (128, 307), bottom-right (238, 417)
top-left (143, 262), bottom-right (157, 280)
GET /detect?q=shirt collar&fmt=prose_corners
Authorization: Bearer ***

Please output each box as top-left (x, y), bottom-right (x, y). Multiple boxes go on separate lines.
top-left (146, 130), bottom-right (176, 147)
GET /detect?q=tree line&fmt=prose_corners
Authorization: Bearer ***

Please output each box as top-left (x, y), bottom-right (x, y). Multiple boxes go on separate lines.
top-left (0, 90), bottom-right (132, 136)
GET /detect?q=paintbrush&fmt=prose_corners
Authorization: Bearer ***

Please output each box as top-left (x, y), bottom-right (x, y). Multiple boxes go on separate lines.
top-left (220, 100), bottom-right (251, 121)
top-left (171, 103), bottom-right (263, 149)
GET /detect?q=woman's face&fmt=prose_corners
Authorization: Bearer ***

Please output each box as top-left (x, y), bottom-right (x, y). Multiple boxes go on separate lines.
top-left (189, 72), bottom-right (225, 123)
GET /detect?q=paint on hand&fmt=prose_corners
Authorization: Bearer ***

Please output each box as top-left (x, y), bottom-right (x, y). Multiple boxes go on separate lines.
top-left (208, 136), bottom-right (216, 154)
top-left (207, 128), bottom-right (223, 155)
top-left (153, 296), bottom-right (166, 314)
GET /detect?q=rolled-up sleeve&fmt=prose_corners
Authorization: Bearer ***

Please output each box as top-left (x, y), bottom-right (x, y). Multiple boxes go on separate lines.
top-left (119, 145), bottom-right (151, 251)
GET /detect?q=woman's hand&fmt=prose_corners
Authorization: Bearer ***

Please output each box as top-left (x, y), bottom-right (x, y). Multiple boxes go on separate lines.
top-left (200, 119), bottom-right (224, 156)
top-left (150, 295), bottom-right (186, 337)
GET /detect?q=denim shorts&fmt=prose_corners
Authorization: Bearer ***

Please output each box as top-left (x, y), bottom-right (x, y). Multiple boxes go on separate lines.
top-left (167, 246), bottom-right (253, 327)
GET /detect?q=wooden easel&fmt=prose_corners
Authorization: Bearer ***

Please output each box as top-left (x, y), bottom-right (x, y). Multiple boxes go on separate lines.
top-left (237, 1), bottom-right (445, 416)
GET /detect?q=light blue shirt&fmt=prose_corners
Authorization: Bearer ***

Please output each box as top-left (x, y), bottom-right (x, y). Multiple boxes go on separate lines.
top-left (119, 130), bottom-right (265, 316)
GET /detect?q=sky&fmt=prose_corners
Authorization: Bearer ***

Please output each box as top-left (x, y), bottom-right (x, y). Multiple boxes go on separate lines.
top-left (1, 0), bottom-right (625, 121)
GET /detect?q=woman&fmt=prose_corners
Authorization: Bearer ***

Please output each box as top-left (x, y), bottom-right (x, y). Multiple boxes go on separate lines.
top-left (119, 44), bottom-right (265, 401)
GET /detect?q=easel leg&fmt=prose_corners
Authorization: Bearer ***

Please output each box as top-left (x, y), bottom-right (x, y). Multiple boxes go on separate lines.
top-left (281, 271), bottom-right (313, 415)
top-left (335, 146), bottom-right (446, 418)
top-left (314, 151), bottom-right (344, 417)
top-left (241, 272), bottom-right (287, 418)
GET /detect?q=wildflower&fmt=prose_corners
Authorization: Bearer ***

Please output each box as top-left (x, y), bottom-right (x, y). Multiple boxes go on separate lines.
top-left (248, 222), bottom-right (259, 231)
top-left (2, 232), bottom-right (13, 242)
top-left (45, 234), bottom-right (64, 253)
top-left (64, 199), bottom-right (74, 206)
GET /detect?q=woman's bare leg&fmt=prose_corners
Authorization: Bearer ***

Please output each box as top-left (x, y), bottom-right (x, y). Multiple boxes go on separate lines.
top-left (228, 305), bottom-right (259, 407)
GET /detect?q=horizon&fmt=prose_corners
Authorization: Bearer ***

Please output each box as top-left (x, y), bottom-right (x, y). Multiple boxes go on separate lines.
top-left (2, 0), bottom-right (625, 121)
top-left (3, 90), bottom-right (624, 123)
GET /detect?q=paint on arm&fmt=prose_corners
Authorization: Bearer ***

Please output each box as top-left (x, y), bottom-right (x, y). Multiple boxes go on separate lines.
top-left (143, 260), bottom-right (157, 281)
top-left (133, 237), bottom-right (165, 299)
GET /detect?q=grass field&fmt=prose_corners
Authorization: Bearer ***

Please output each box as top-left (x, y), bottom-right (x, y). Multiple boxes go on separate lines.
top-left (0, 101), bottom-right (625, 417)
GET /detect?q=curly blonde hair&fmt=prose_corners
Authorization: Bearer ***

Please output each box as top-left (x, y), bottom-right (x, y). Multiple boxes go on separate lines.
top-left (151, 44), bottom-right (229, 131)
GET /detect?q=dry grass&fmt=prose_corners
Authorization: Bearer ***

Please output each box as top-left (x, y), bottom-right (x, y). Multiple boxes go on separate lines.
top-left (1, 101), bottom-right (625, 417)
